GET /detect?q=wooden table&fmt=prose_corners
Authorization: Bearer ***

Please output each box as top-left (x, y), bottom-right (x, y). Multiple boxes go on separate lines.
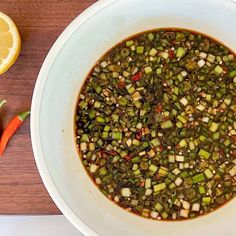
top-left (0, 0), bottom-right (96, 215)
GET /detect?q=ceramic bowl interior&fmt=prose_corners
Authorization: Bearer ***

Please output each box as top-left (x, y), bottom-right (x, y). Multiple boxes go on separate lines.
top-left (31, 0), bottom-right (236, 235)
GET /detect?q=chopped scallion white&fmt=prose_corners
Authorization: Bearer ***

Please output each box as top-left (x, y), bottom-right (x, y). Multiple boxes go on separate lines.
top-left (121, 188), bottom-right (131, 197)
top-left (175, 177), bottom-right (183, 186)
top-left (180, 97), bottom-right (188, 106)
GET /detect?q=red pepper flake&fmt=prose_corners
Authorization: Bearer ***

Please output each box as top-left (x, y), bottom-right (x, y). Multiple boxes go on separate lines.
top-left (118, 81), bottom-right (125, 88)
top-left (219, 149), bottom-right (225, 157)
top-left (231, 150), bottom-right (236, 158)
top-left (175, 144), bottom-right (180, 149)
top-left (109, 150), bottom-right (118, 156)
top-left (100, 150), bottom-right (117, 157)
top-left (231, 135), bottom-right (236, 143)
top-left (222, 64), bottom-right (228, 73)
top-left (124, 155), bottom-right (132, 161)
top-left (100, 150), bottom-right (108, 158)
top-left (155, 103), bottom-right (163, 113)
top-left (155, 174), bottom-right (162, 180)
top-left (168, 50), bottom-right (175, 59)
top-left (159, 145), bottom-right (164, 152)
top-left (136, 130), bottom-right (142, 140)
top-left (139, 180), bottom-right (145, 187)
top-left (131, 71), bottom-right (143, 82)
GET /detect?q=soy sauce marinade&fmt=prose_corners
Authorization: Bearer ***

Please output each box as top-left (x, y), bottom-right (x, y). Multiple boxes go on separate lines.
top-left (75, 29), bottom-right (236, 220)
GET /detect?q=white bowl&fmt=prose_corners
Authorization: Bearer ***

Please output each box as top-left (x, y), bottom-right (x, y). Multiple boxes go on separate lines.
top-left (31, 0), bottom-right (236, 235)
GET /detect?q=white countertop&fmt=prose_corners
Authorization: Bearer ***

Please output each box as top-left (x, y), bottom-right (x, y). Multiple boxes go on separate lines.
top-left (0, 215), bottom-right (83, 236)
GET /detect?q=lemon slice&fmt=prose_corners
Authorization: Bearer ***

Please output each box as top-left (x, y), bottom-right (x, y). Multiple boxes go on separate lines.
top-left (0, 11), bottom-right (21, 75)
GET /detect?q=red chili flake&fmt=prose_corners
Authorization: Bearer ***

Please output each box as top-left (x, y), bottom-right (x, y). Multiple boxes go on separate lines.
top-left (175, 144), bottom-right (180, 149)
top-left (231, 150), bottom-right (236, 158)
top-left (155, 174), bottom-right (161, 180)
top-left (153, 147), bottom-right (158, 153)
top-left (219, 149), bottom-right (225, 157)
top-left (139, 180), bottom-right (145, 187)
top-left (131, 71), bottom-right (143, 82)
top-left (185, 123), bottom-right (191, 128)
top-left (100, 150), bottom-right (108, 158)
top-left (168, 50), bottom-right (175, 59)
top-left (231, 135), bottom-right (236, 143)
top-left (158, 145), bottom-right (164, 152)
top-left (155, 103), bottom-right (163, 113)
top-left (222, 64), bottom-right (228, 73)
top-left (136, 130), bottom-right (142, 140)
top-left (124, 155), bottom-right (132, 161)
top-left (101, 150), bottom-right (117, 157)
top-left (118, 81), bottom-right (125, 88)
top-left (108, 150), bottom-right (118, 156)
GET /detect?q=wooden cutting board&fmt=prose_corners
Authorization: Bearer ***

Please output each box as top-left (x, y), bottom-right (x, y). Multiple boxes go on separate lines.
top-left (0, 0), bottom-right (96, 215)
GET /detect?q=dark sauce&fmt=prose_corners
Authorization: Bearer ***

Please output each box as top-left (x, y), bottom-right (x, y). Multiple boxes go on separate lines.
top-left (75, 28), bottom-right (236, 221)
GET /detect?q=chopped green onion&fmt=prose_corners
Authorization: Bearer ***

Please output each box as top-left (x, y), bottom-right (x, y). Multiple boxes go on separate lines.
top-left (204, 169), bottom-right (213, 179)
top-left (176, 47), bottom-right (186, 58)
top-left (136, 46), bottom-right (144, 54)
top-left (112, 131), bottom-right (122, 140)
top-left (214, 65), bottom-right (223, 74)
top-left (154, 202), bottom-right (163, 212)
top-left (202, 196), bottom-right (211, 205)
top-left (160, 120), bottom-right (173, 129)
top-left (193, 173), bottom-right (205, 183)
top-left (209, 122), bottom-right (219, 132)
top-left (154, 182), bottom-right (166, 192)
top-left (149, 164), bottom-right (158, 173)
top-left (198, 149), bottom-right (211, 159)
top-left (144, 66), bottom-right (153, 74)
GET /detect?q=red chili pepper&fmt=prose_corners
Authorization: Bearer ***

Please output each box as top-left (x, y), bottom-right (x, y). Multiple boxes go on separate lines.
top-left (0, 111), bottom-right (30, 156)
top-left (175, 144), bottom-right (180, 149)
top-left (168, 50), bottom-right (175, 59)
top-left (118, 81), bottom-right (125, 88)
top-left (155, 174), bottom-right (161, 180)
top-left (155, 103), bottom-right (163, 113)
top-left (108, 150), bottom-right (118, 156)
top-left (136, 130), bottom-right (142, 140)
top-left (100, 150), bottom-right (117, 158)
top-left (131, 71), bottom-right (143, 82)
top-left (232, 150), bottom-right (236, 158)
top-left (219, 149), bottom-right (225, 157)
top-left (100, 150), bottom-right (105, 157)
top-left (231, 135), bottom-right (236, 144)
top-left (222, 64), bottom-right (228, 73)
top-left (124, 155), bottom-right (132, 161)
top-left (139, 180), bottom-right (145, 187)
top-left (159, 145), bottom-right (164, 152)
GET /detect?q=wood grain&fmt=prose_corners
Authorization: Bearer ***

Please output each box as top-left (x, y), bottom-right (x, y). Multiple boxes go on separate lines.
top-left (0, 0), bottom-right (96, 214)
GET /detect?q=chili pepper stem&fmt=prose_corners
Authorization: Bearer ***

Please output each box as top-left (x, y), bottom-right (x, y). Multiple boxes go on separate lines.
top-left (18, 111), bottom-right (31, 121)
top-left (0, 99), bottom-right (7, 109)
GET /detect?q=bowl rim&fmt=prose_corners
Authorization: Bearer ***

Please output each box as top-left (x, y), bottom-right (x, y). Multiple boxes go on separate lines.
top-left (31, 0), bottom-right (118, 235)
top-left (31, 0), bottom-right (236, 235)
